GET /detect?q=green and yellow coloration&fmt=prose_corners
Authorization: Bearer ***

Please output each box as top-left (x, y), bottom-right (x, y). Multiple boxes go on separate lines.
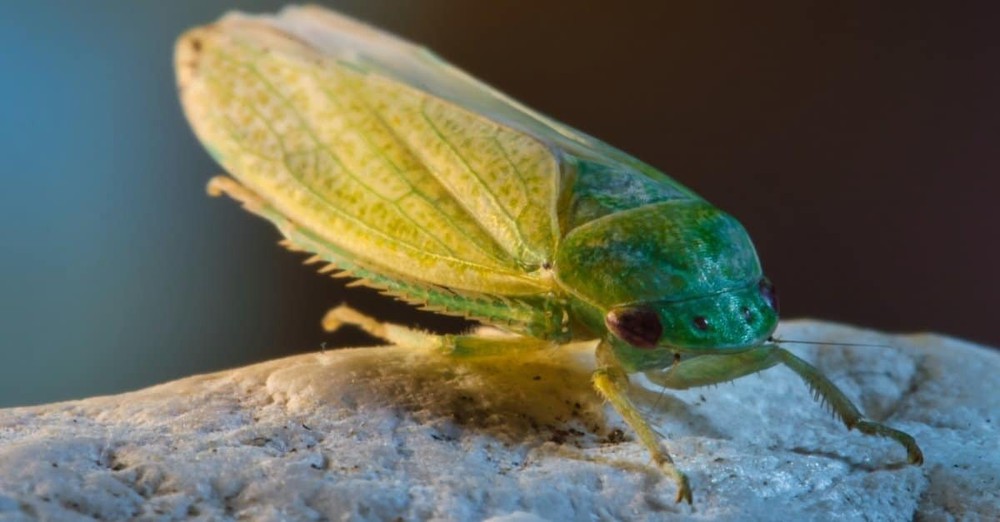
top-left (175, 5), bottom-right (922, 503)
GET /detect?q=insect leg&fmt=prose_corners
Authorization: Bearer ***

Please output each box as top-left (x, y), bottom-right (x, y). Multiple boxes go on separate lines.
top-left (207, 176), bottom-right (268, 213)
top-left (444, 333), bottom-right (555, 358)
top-left (645, 346), bottom-right (923, 465)
top-left (323, 304), bottom-right (556, 357)
top-left (322, 304), bottom-right (442, 350)
top-left (592, 340), bottom-right (692, 504)
top-left (771, 347), bottom-right (924, 465)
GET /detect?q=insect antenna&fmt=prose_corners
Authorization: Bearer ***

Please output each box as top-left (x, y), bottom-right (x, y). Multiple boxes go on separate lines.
top-left (768, 337), bottom-right (893, 349)
top-left (649, 381), bottom-right (670, 413)
top-left (645, 352), bottom-right (682, 418)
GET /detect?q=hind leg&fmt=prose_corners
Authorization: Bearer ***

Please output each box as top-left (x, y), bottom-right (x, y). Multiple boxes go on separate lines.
top-left (322, 304), bottom-right (554, 357)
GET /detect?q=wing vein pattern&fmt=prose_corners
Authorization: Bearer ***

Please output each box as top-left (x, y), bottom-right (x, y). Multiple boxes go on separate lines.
top-left (185, 22), bottom-right (563, 296)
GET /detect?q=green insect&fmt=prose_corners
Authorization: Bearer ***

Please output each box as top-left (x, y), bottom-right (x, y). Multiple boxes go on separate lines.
top-left (175, 5), bottom-right (922, 503)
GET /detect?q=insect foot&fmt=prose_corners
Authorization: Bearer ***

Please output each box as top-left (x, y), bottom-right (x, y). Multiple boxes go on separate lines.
top-left (853, 419), bottom-right (924, 465)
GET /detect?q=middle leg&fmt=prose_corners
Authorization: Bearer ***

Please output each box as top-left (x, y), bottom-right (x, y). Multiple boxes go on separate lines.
top-left (592, 339), bottom-right (693, 504)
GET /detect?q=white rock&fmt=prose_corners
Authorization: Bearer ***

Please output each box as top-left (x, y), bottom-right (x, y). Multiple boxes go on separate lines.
top-left (0, 320), bottom-right (997, 521)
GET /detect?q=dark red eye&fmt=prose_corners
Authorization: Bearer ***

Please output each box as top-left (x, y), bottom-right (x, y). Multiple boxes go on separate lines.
top-left (759, 277), bottom-right (779, 314)
top-left (692, 316), bottom-right (710, 331)
top-left (605, 306), bottom-right (662, 349)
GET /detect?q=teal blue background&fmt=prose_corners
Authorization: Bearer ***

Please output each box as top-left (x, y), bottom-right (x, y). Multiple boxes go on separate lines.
top-left (2, 1), bottom-right (998, 407)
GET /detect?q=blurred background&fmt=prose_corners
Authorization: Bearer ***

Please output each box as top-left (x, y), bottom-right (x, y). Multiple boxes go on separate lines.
top-left (1, 1), bottom-right (997, 407)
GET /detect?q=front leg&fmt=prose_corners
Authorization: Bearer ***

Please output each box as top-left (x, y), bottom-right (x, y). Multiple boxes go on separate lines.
top-left (774, 347), bottom-right (923, 465)
top-left (591, 339), bottom-right (692, 504)
top-left (645, 345), bottom-right (923, 465)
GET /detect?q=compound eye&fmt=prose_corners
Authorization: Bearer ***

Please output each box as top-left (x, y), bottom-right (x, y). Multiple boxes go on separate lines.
top-left (692, 316), bottom-right (710, 331)
top-left (605, 306), bottom-right (662, 349)
top-left (759, 277), bottom-right (779, 314)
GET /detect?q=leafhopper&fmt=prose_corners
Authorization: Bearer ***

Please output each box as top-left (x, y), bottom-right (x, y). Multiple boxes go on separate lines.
top-left (175, 5), bottom-right (922, 503)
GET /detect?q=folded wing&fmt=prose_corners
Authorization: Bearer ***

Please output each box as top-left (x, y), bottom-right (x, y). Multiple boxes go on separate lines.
top-left (177, 11), bottom-right (565, 295)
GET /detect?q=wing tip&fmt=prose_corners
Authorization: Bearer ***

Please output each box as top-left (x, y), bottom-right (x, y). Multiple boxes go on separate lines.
top-left (174, 26), bottom-right (213, 92)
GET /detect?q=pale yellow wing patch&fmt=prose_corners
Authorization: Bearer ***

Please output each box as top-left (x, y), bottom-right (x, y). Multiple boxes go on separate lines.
top-left (362, 75), bottom-right (559, 265)
top-left (177, 19), bottom-right (557, 295)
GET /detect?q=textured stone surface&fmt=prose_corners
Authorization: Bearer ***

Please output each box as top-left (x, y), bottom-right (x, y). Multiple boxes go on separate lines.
top-left (0, 320), bottom-right (997, 521)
